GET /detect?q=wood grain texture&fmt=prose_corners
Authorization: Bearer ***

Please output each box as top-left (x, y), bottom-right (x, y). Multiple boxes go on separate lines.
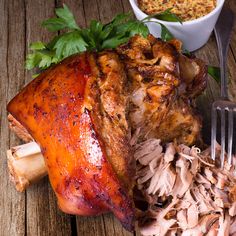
top-left (227, 0), bottom-right (236, 101)
top-left (228, 0), bottom-right (236, 57)
top-left (83, 0), bottom-right (100, 23)
top-left (0, 0), bottom-right (235, 235)
top-left (121, 0), bottom-right (132, 13)
top-left (97, 0), bottom-right (124, 23)
top-left (102, 213), bottom-right (133, 236)
top-left (0, 0), bottom-right (26, 235)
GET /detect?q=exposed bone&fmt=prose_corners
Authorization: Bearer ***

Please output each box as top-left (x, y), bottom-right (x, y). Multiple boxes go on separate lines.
top-left (7, 142), bottom-right (47, 192)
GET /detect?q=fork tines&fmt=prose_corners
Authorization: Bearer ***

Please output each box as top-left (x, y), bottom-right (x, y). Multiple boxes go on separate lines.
top-left (211, 100), bottom-right (236, 168)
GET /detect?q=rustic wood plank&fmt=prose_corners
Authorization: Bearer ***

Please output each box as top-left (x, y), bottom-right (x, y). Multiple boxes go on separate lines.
top-left (227, 0), bottom-right (236, 57)
top-left (97, 0), bottom-right (124, 23)
top-left (76, 216), bottom-right (107, 235)
top-left (226, 0), bottom-right (236, 101)
top-left (102, 213), bottom-right (133, 236)
top-left (58, 0), bottom-right (87, 27)
top-left (228, 50), bottom-right (236, 101)
top-left (25, 1), bottom-right (72, 235)
top-left (134, 224), bottom-right (142, 236)
top-left (0, 1), bottom-right (26, 235)
top-left (121, 0), bottom-right (132, 12)
top-left (83, 0), bottom-right (100, 23)
top-left (25, 0), bottom-right (55, 83)
top-left (195, 1), bottom-right (236, 108)
top-left (193, 36), bottom-right (220, 145)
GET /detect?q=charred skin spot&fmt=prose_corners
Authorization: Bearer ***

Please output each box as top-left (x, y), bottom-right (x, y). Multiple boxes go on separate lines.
top-left (64, 176), bottom-right (71, 188)
top-left (33, 103), bottom-right (48, 122)
top-left (56, 171), bottom-right (108, 215)
top-left (41, 147), bottom-right (46, 155)
top-left (33, 103), bottom-right (40, 118)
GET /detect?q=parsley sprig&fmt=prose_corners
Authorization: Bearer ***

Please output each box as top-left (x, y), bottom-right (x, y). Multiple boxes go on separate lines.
top-left (141, 8), bottom-right (183, 41)
top-left (26, 5), bottom-right (151, 71)
top-left (26, 4), bottom-right (178, 71)
top-left (25, 4), bottom-right (220, 83)
top-left (208, 66), bottom-right (221, 83)
top-left (149, 8), bottom-right (183, 23)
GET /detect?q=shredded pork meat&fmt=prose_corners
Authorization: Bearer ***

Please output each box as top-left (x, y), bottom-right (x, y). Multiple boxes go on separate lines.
top-left (135, 139), bottom-right (236, 235)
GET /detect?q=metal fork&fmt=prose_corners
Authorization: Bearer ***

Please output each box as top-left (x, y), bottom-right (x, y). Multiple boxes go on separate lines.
top-left (211, 7), bottom-right (236, 167)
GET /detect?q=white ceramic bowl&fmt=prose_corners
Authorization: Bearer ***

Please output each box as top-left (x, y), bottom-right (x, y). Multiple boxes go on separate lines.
top-left (129, 0), bottom-right (225, 51)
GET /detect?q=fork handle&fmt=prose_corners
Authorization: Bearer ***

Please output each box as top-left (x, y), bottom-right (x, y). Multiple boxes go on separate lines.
top-left (214, 8), bottom-right (234, 99)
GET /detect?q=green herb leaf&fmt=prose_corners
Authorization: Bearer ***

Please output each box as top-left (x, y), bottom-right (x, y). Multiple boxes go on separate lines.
top-left (208, 66), bottom-right (220, 83)
top-left (90, 20), bottom-right (103, 37)
top-left (160, 23), bottom-right (174, 41)
top-left (46, 35), bottom-right (61, 50)
top-left (42, 4), bottom-right (80, 31)
top-left (101, 36), bottom-right (130, 49)
top-left (42, 18), bottom-right (69, 32)
top-left (26, 5), bottom-right (176, 73)
top-left (25, 53), bottom-right (41, 70)
top-left (99, 25), bottom-right (114, 41)
top-left (25, 51), bottom-right (54, 70)
top-left (129, 21), bottom-right (149, 37)
top-left (38, 53), bottom-right (53, 68)
top-left (29, 41), bottom-right (46, 50)
top-left (109, 13), bottom-right (132, 27)
top-left (53, 31), bottom-right (87, 59)
top-left (151, 8), bottom-right (183, 23)
top-left (55, 4), bottom-right (80, 30)
top-left (141, 18), bottom-right (174, 42)
top-left (183, 49), bottom-right (191, 56)
top-left (32, 73), bottom-right (40, 78)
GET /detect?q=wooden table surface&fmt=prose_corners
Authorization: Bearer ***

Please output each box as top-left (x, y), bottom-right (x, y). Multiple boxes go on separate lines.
top-left (0, 0), bottom-right (236, 235)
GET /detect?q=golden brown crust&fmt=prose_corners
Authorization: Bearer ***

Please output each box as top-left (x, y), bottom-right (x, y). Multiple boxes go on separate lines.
top-left (7, 52), bottom-right (134, 231)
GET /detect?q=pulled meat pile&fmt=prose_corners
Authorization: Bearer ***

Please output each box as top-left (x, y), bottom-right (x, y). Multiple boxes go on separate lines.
top-left (135, 140), bottom-right (236, 235)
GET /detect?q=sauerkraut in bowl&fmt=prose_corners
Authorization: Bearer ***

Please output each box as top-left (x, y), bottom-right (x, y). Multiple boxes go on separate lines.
top-left (138, 0), bottom-right (217, 22)
top-left (129, 0), bottom-right (225, 51)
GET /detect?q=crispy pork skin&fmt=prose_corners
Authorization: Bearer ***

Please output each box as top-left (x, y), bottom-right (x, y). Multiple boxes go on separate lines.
top-left (7, 52), bottom-right (134, 231)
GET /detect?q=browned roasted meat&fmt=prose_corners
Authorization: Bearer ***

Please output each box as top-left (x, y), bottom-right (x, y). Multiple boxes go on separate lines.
top-left (117, 35), bottom-right (207, 145)
top-left (7, 51), bottom-right (135, 231)
top-left (156, 99), bottom-right (202, 145)
top-left (7, 35), bottom-right (207, 232)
